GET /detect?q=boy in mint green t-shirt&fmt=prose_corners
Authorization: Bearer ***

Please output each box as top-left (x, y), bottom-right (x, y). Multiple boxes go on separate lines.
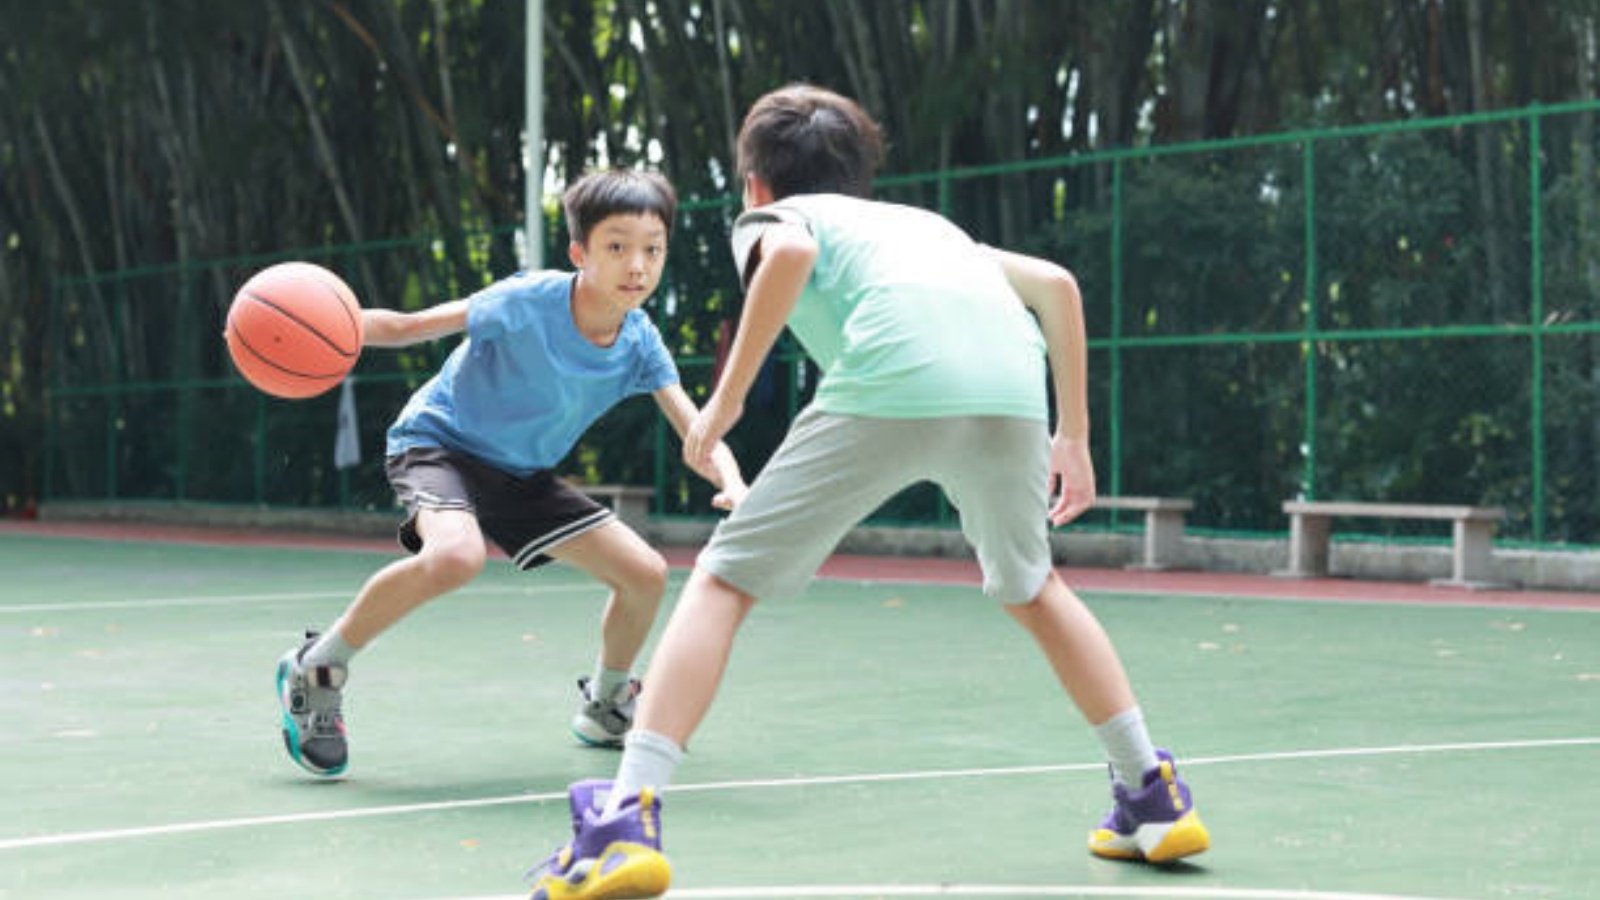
top-left (527, 85), bottom-right (1209, 900)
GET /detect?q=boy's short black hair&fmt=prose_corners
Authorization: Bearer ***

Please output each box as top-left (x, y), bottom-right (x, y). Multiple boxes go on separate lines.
top-left (562, 169), bottom-right (678, 245)
top-left (736, 83), bottom-right (885, 201)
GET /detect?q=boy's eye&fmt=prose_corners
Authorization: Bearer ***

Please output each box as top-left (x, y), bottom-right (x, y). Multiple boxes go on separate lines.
top-left (608, 242), bottom-right (624, 253)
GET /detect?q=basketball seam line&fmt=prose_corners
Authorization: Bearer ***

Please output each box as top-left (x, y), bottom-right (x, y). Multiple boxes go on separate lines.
top-left (241, 287), bottom-right (360, 358)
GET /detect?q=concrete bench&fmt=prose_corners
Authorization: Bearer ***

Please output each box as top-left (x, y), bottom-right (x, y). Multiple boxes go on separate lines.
top-left (1092, 496), bottom-right (1195, 571)
top-left (578, 483), bottom-right (656, 531)
top-left (1280, 500), bottom-right (1506, 588)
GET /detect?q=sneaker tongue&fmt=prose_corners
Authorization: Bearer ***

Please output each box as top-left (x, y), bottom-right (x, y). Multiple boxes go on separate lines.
top-left (567, 780), bottom-right (611, 829)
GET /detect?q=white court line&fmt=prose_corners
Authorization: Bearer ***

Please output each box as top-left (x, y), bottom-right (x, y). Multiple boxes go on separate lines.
top-left (3, 736), bottom-right (1595, 853)
top-left (658, 889), bottom-right (1459, 900)
top-left (441, 886), bottom-right (1464, 900)
top-left (0, 583), bottom-right (598, 614)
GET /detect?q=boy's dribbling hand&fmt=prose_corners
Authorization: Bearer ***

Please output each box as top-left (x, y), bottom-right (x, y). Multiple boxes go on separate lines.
top-left (1048, 435), bottom-right (1096, 526)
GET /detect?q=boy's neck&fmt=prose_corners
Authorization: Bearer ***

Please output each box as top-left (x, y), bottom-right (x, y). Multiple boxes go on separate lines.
top-left (570, 273), bottom-right (626, 347)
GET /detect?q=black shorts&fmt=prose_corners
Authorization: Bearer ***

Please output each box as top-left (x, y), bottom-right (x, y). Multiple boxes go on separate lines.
top-left (385, 447), bottom-right (613, 570)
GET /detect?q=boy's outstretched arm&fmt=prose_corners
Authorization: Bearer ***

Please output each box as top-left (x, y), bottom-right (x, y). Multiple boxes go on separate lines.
top-left (984, 246), bottom-right (1097, 526)
top-left (684, 225), bottom-right (817, 467)
top-left (360, 299), bottom-right (469, 348)
top-left (654, 383), bottom-right (748, 510)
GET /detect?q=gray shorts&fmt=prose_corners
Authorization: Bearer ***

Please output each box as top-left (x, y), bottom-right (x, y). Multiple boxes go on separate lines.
top-left (699, 408), bottom-right (1052, 603)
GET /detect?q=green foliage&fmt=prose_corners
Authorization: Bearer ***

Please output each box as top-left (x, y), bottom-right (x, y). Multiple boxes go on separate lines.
top-left (5, 1), bottom-right (1600, 543)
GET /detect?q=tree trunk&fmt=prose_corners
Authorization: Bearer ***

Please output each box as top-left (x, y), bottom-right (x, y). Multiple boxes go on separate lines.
top-left (1466, 0), bottom-right (1509, 318)
top-left (269, 0), bottom-right (380, 298)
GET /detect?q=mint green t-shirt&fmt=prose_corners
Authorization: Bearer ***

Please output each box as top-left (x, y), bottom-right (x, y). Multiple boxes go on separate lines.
top-left (730, 194), bottom-right (1047, 420)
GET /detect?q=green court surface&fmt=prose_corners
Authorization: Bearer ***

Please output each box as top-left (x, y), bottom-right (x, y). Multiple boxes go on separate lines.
top-left (2, 530), bottom-right (1597, 899)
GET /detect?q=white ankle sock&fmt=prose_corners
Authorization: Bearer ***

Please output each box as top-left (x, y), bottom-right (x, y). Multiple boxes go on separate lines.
top-left (1095, 706), bottom-right (1160, 787)
top-left (303, 631), bottom-right (356, 670)
top-left (591, 665), bottom-right (632, 701)
top-left (604, 729), bottom-right (683, 817)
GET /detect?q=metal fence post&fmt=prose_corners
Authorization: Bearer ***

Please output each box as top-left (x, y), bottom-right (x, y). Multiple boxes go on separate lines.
top-left (1300, 138), bottom-right (1319, 501)
top-left (1528, 107), bottom-right (1546, 542)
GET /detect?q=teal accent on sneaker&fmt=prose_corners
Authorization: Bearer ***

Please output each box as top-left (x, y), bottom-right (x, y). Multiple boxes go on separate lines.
top-left (570, 676), bottom-right (640, 748)
top-left (276, 630), bottom-right (348, 777)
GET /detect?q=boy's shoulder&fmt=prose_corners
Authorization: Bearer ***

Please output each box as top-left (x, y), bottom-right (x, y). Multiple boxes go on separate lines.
top-left (735, 194), bottom-right (942, 236)
top-left (732, 195), bottom-right (956, 269)
top-left (481, 269), bottom-right (573, 297)
top-left (473, 270), bottom-right (573, 313)
top-left (731, 194), bottom-right (880, 277)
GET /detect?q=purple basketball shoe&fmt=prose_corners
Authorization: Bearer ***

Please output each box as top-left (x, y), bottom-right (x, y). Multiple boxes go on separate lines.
top-left (528, 780), bottom-right (671, 900)
top-left (1088, 749), bottom-right (1210, 863)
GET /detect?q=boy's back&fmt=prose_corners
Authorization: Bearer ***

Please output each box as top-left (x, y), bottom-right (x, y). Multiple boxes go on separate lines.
top-left (733, 193), bottom-right (1046, 421)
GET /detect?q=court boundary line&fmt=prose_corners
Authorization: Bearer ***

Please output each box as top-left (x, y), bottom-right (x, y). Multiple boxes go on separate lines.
top-left (440, 886), bottom-right (1465, 900)
top-left (3, 735), bottom-right (1594, 853)
top-left (3, 519), bottom-right (1594, 612)
top-left (4, 575), bottom-right (1593, 617)
top-left (0, 583), bottom-right (598, 614)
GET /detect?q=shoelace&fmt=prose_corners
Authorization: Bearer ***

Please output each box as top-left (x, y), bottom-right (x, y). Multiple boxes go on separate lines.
top-left (523, 845), bottom-right (565, 882)
top-left (306, 709), bottom-right (343, 737)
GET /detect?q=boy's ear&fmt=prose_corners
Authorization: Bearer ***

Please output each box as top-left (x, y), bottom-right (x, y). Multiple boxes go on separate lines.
top-left (566, 240), bottom-right (585, 269)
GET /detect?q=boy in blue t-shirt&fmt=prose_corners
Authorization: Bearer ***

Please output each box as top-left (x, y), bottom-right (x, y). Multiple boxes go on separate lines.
top-left (527, 87), bottom-right (1207, 899)
top-left (275, 169), bottom-right (746, 778)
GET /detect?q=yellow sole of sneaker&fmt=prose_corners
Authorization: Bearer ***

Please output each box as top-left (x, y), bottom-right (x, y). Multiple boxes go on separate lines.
top-left (1143, 811), bottom-right (1211, 863)
top-left (1088, 810), bottom-right (1210, 864)
top-left (530, 844), bottom-right (670, 900)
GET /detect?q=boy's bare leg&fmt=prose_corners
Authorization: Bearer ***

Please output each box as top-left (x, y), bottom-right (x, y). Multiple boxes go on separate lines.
top-left (330, 507), bottom-right (487, 648)
top-left (279, 507), bottom-right (485, 777)
top-left (1002, 569), bottom-right (1137, 726)
top-left (547, 520), bottom-right (670, 672)
top-left (633, 566), bottom-right (754, 745)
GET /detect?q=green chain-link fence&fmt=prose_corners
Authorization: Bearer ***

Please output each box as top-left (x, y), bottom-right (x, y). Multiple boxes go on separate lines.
top-left (45, 100), bottom-right (1600, 548)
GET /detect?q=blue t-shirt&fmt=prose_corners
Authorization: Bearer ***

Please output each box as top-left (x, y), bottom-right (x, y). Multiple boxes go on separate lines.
top-left (386, 271), bottom-right (679, 476)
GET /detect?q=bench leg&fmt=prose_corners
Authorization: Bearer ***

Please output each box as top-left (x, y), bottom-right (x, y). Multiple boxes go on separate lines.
top-left (1127, 509), bottom-right (1186, 571)
top-left (1433, 519), bottom-right (1500, 589)
top-left (1279, 514), bottom-right (1330, 578)
top-left (612, 495), bottom-right (650, 532)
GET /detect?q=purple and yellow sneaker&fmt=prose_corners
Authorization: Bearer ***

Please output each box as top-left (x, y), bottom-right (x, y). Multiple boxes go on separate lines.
top-left (1088, 750), bottom-right (1210, 863)
top-left (528, 779), bottom-right (671, 900)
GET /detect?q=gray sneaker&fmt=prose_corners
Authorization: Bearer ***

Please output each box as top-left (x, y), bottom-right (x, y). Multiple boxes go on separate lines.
top-left (570, 676), bottom-right (640, 748)
top-left (276, 630), bottom-right (348, 777)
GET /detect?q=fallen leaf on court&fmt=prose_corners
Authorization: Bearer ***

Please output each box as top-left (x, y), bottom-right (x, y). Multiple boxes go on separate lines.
top-left (882, 597), bottom-right (903, 608)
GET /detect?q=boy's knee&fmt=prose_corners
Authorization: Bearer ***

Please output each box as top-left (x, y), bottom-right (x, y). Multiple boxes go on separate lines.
top-left (610, 548), bottom-right (669, 602)
top-left (633, 550), bottom-right (670, 597)
top-left (422, 540), bottom-right (486, 587)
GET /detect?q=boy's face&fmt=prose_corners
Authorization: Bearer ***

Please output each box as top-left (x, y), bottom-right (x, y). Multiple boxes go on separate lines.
top-left (568, 213), bottom-right (669, 311)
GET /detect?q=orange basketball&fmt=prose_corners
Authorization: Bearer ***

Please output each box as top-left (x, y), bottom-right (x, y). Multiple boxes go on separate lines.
top-left (225, 262), bottom-right (363, 399)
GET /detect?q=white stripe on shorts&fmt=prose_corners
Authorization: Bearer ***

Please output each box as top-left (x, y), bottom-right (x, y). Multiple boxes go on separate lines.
top-left (511, 508), bottom-right (613, 569)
